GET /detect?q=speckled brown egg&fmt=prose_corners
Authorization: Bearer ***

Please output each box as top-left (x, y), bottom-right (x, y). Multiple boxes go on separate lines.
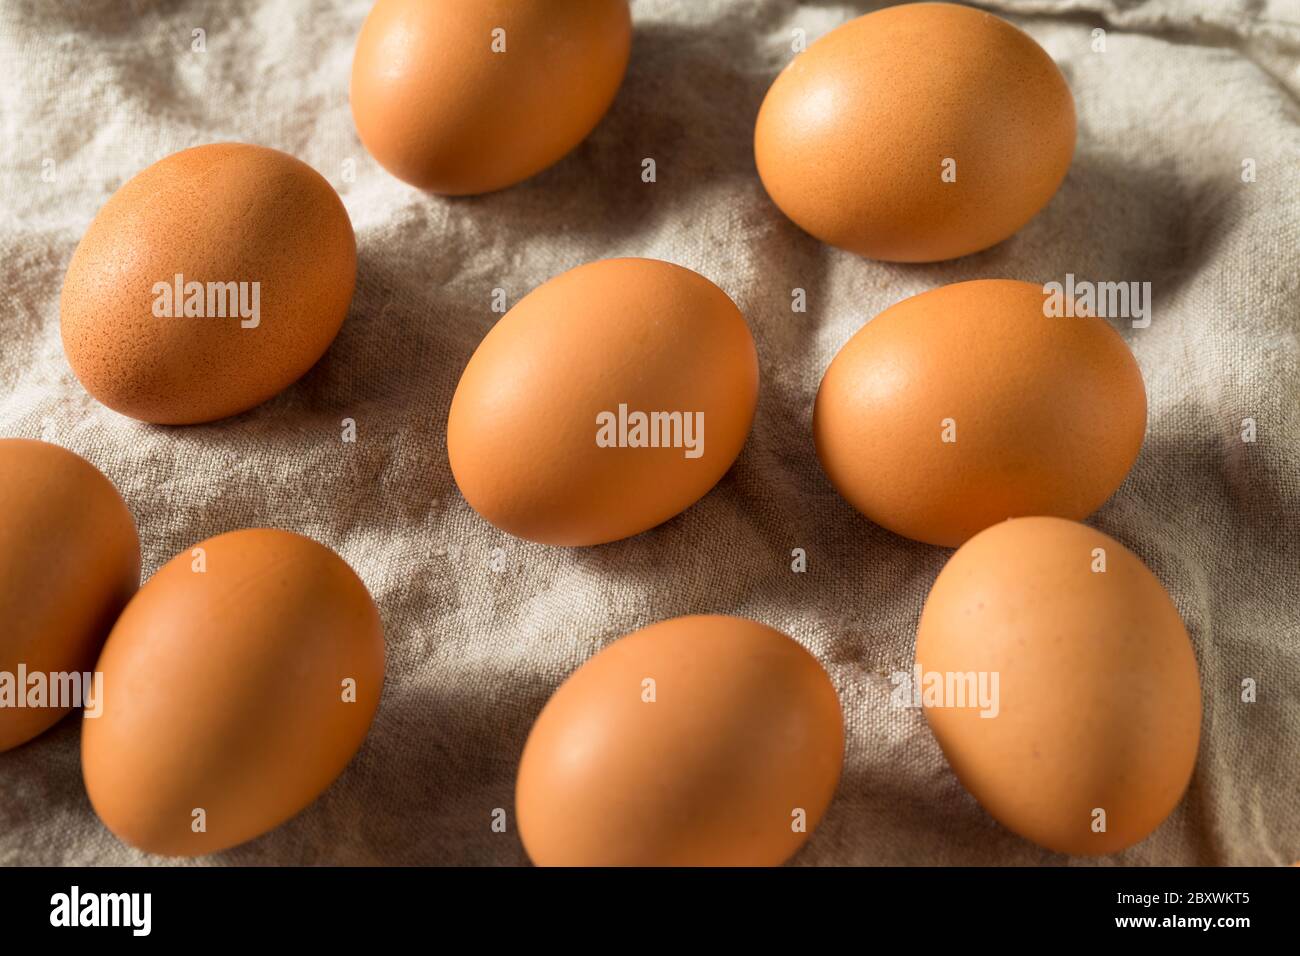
top-left (516, 615), bottom-right (844, 866)
top-left (448, 258), bottom-right (759, 546)
top-left (0, 439), bottom-right (138, 752)
top-left (60, 143), bottom-right (357, 424)
top-left (754, 2), bottom-right (1076, 262)
top-left (916, 517), bottom-right (1202, 856)
top-left (814, 279), bottom-right (1146, 547)
top-left (82, 529), bottom-right (384, 857)
top-left (351, 0), bottom-right (631, 194)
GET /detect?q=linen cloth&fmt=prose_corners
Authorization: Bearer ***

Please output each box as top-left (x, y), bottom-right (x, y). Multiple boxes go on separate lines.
top-left (0, 0), bottom-right (1297, 866)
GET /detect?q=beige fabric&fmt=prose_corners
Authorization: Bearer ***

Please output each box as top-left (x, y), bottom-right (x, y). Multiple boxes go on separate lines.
top-left (1, 0), bottom-right (1297, 866)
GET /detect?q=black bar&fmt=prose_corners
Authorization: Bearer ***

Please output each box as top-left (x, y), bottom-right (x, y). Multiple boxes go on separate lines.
top-left (2, 865), bottom-right (1289, 941)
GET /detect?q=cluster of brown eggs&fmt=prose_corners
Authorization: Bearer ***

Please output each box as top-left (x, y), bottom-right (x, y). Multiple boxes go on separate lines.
top-left (1, 3), bottom-right (1232, 865)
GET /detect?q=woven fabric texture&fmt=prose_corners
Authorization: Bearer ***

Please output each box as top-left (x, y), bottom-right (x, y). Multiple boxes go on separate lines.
top-left (0, 0), bottom-right (1297, 865)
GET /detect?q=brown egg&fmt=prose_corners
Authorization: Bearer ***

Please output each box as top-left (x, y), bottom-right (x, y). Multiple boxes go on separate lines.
top-left (516, 615), bottom-right (844, 866)
top-left (0, 439), bottom-right (138, 751)
top-left (60, 143), bottom-right (357, 424)
top-left (916, 517), bottom-right (1202, 856)
top-left (814, 279), bottom-right (1146, 547)
top-left (351, 0), bottom-right (631, 194)
top-left (82, 529), bottom-right (384, 857)
top-left (754, 2), bottom-right (1076, 262)
top-left (448, 258), bottom-right (759, 546)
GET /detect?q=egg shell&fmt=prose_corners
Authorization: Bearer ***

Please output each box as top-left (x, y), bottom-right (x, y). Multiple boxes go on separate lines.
top-left (516, 614), bottom-right (844, 866)
top-left (915, 517), bottom-right (1202, 856)
top-left (81, 529), bottom-right (384, 857)
top-left (350, 0), bottom-right (631, 194)
top-left (0, 439), bottom-right (139, 752)
top-left (448, 258), bottom-right (759, 546)
top-left (60, 143), bottom-right (357, 425)
top-left (814, 279), bottom-right (1146, 547)
top-left (754, 2), bottom-right (1076, 262)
